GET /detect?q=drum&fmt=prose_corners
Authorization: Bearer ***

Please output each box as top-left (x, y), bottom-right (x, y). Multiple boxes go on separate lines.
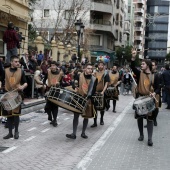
top-left (105, 87), bottom-right (119, 100)
top-left (133, 96), bottom-right (155, 116)
top-left (92, 93), bottom-right (104, 110)
top-left (47, 87), bottom-right (87, 113)
top-left (0, 91), bottom-right (22, 111)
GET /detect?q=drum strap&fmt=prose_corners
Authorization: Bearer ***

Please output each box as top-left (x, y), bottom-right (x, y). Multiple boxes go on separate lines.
top-left (87, 76), bottom-right (96, 98)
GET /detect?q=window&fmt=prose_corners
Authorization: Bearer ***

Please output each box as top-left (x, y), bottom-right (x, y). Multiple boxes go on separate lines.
top-left (128, 6), bottom-right (131, 13)
top-left (90, 34), bottom-right (102, 46)
top-left (65, 10), bottom-right (74, 20)
top-left (44, 9), bottom-right (50, 17)
top-left (0, 30), bottom-right (5, 56)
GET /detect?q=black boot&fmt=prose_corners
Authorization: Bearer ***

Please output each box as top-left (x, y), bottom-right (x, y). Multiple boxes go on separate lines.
top-left (91, 117), bottom-right (97, 127)
top-left (148, 139), bottom-right (153, 146)
top-left (52, 121), bottom-right (58, 127)
top-left (14, 132), bottom-right (19, 139)
top-left (66, 134), bottom-right (76, 139)
top-left (81, 133), bottom-right (88, 139)
top-left (138, 135), bottom-right (144, 141)
top-left (3, 134), bottom-right (13, 139)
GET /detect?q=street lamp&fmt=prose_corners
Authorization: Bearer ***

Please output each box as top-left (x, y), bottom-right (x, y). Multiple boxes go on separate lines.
top-left (122, 48), bottom-right (125, 66)
top-left (75, 19), bottom-right (85, 63)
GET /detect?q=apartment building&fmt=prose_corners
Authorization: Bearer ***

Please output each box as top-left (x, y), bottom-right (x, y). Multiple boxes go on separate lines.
top-left (0, 0), bottom-right (30, 58)
top-left (32, 0), bottom-right (128, 63)
top-left (145, 0), bottom-right (169, 63)
top-left (133, 0), bottom-right (146, 59)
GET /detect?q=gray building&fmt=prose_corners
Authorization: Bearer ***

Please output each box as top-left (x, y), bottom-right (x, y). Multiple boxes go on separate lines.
top-left (145, 0), bottom-right (170, 62)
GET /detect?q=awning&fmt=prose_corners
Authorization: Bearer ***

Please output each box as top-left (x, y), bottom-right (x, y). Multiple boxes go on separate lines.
top-left (91, 50), bottom-right (116, 61)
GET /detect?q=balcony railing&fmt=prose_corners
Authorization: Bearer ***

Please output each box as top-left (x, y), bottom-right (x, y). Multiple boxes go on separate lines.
top-left (91, 0), bottom-right (112, 4)
top-left (134, 16), bottom-right (143, 22)
top-left (135, 27), bottom-right (143, 31)
top-left (134, 0), bottom-right (144, 4)
top-left (90, 19), bottom-right (111, 25)
top-left (134, 8), bottom-right (144, 13)
top-left (134, 36), bottom-right (143, 40)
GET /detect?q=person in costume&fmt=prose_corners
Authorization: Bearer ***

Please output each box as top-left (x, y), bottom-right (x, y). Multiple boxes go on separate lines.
top-left (106, 65), bottom-right (121, 112)
top-left (0, 55), bottom-right (27, 139)
top-left (66, 63), bottom-right (97, 139)
top-left (91, 61), bottom-right (110, 127)
top-left (43, 61), bottom-right (63, 127)
top-left (130, 49), bottom-right (160, 146)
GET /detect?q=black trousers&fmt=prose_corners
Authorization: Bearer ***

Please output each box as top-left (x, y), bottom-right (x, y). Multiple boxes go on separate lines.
top-left (7, 116), bottom-right (20, 135)
top-left (45, 100), bottom-right (58, 122)
top-left (73, 113), bottom-right (88, 135)
top-left (137, 117), bottom-right (153, 140)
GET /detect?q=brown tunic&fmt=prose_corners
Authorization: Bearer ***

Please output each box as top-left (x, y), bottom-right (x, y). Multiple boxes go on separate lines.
top-left (109, 72), bottom-right (119, 86)
top-left (2, 68), bottom-right (22, 116)
top-left (94, 70), bottom-right (105, 92)
top-left (138, 72), bottom-right (154, 95)
top-left (47, 70), bottom-right (63, 87)
top-left (78, 73), bottom-right (96, 118)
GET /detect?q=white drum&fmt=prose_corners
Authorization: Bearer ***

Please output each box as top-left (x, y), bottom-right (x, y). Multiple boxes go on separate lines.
top-left (133, 96), bottom-right (155, 116)
top-left (0, 91), bottom-right (22, 111)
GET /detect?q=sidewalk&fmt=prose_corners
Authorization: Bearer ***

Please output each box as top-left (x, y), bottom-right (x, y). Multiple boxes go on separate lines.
top-left (75, 102), bottom-right (170, 170)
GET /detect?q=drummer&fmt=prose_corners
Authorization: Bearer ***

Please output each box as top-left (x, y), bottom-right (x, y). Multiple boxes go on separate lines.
top-left (91, 61), bottom-right (110, 127)
top-left (0, 55), bottom-right (27, 139)
top-left (43, 61), bottom-right (63, 127)
top-left (106, 65), bottom-right (121, 112)
top-left (66, 63), bottom-right (98, 139)
top-left (130, 49), bottom-right (160, 146)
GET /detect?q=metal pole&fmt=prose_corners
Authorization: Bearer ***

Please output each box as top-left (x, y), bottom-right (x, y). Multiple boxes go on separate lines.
top-left (77, 31), bottom-right (80, 63)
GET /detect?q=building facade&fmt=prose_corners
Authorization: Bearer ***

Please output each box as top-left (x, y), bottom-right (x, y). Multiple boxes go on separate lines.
top-left (133, 0), bottom-right (147, 59)
top-left (0, 0), bottom-right (30, 58)
top-left (31, 0), bottom-right (129, 63)
top-left (145, 0), bottom-right (169, 63)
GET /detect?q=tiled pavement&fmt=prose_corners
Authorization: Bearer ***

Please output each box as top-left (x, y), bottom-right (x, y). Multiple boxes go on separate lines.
top-left (0, 95), bottom-right (169, 170)
top-left (75, 103), bottom-right (170, 170)
top-left (0, 95), bottom-right (133, 170)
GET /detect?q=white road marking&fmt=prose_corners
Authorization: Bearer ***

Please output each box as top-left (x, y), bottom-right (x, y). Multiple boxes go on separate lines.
top-left (75, 101), bottom-right (133, 170)
top-left (2, 146), bottom-right (17, 153)
top-left (41, 121), bottom-right (49, 125)
top-left (41, 128), bottom-right (50, 133)
top-left (24, 136), bottom-right (36, 142)
top-left (64, 118), bottom-right (70, 121)
top-left (27, 127), bottom-right (37, 131)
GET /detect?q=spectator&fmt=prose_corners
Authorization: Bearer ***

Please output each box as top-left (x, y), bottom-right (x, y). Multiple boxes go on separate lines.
top-left (34, 69), bottom-right (46, 97)
top-left (61, 68), bottom-right (72, 87)
top-left (37, 51), bottom-right (44, 66)
top-left (162, 64), bottom-right (170, 109)
top-left (28, 55), bottom-right (37, 73)
top-left (3, 22), bottom-right (19, 64)
top-left (40, 60), bottom-right (48, 76)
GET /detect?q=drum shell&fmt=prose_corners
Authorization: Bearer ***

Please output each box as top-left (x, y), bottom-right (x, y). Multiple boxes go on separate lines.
top-left (133, 96), bottom-right (155, 116)
top-left (92, 93), bottom-right (104, 111)
top-left (105, 87), bottom-right (119, 100)
top-left (0, 91), bottom-right (22, 111)
top-left (47, 87), bottom-right (87, 114)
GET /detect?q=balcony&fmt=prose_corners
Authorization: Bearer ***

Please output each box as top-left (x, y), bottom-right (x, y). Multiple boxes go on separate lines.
top-left (91, 1), bottom-right (112, 14)
top-left (136, 45), bottom-right (143, 50)
top-left (134, 36), bottom-right (143, 41)
top-left (134, 8), bottom-right (144, 13)
top-left (90, 19), bottom-right (112, 32)
top-left (135, 27), bottom-right (143, 31)
top-left (134, 16), bottom-right (144, 22)
top-left (133, 0), bottom-right (144, 4)
top-left (139, 54), bottom-right (144, 59)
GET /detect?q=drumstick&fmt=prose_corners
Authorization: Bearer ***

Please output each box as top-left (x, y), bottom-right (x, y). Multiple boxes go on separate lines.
top-left (149, 92), bottom-right (158, 103)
